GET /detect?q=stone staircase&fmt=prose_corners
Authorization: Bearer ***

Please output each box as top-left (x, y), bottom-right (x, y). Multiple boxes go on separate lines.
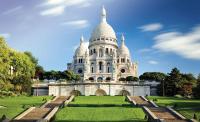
top-left (129, 96), bottom-right (189, 122)
top-left (19, 108), bottom-right (51, 120)
top-left (130, 96), bottom-right (153, 107)
top-left (11, 96), bottom-right (71, 122)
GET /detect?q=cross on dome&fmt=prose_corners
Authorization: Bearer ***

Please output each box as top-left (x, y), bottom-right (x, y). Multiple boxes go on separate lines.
top-left (121, 34), bottom-right (125, 45)
top-left (80, 35), bottom-right (84, 44)
top-left (101, 5), bottom-right (107, 23)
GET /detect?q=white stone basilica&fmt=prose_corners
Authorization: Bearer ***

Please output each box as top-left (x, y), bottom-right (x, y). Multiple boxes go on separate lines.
top-left (67, 6), bottom-right (138, 82)
top-left (45, 7), bottom-right (150, 96)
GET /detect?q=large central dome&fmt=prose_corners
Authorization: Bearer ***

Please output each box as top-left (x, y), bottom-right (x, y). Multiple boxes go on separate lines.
top-left (90, 22), bottom-right (116, 41)
top-left (89, 6), bottom-right (117, 42)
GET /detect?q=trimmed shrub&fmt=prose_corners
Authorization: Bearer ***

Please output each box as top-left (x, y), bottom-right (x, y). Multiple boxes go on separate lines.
top-left (1, 114), bottom-right (6, 121)
top-left (70, 90), bottom-right (81, 96)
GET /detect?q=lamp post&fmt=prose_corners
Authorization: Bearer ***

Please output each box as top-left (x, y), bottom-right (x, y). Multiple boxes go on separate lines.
top-left (162, 78), bottom-right (165, 96)
top-left (36, 77), bottom-right (39, 96)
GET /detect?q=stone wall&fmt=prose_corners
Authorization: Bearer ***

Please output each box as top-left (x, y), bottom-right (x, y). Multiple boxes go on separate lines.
top-left (48, 83), bottom-right (150, 96)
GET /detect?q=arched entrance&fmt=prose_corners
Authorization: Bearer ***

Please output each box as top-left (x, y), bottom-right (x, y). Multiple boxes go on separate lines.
top-left (70, 90), bottom-right (82, 96)
top-left (119, 90), bottom-right (130, 96)
top-left (95, 89), bottom-right (107, 96)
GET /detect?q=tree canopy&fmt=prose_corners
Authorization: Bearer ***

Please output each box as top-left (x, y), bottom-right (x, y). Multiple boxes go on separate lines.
top-left (0, 37), bottom-right (37, 95)
top-left (139, 72), bottom-right (167, 81)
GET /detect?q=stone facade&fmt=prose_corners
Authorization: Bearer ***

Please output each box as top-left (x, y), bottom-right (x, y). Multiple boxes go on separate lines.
top-left (48, 83), bottom-right (150, 96)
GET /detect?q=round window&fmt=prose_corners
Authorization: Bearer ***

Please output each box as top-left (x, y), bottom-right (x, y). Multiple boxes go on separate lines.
top-left (121, 69), bottom-right (125, 73)
top-left (78, 69), bottom-right (82, 74)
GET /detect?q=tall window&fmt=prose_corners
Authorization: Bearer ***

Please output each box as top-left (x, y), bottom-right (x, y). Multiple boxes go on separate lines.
top-left (107, 67), bottom-right (110, 73)
top-left (107, 62), bottom-right (110, 73)
top-left (106, 48), bottom-right (108, 54)
top-left (91, 63), bottom-right (94, 73)
top-left (90, 50), bottom-right (92, 55)
top-left (110, 48), bottom-right (112, 54)
top-left (99, 49), bottom-right (103, 57)
top-left (121, 58), bottom-right (125, 63)
top-left (93, 49), bottom-right (96, 53)
top-left (91, 67), bottom-right (94, 73)
top-left (79, 59), bottom-right (83, 63)
top-left (99, 62), bottom-right (102, 71)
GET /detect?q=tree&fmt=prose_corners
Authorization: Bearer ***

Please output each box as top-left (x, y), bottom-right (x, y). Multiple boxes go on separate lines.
top-left (35, 65), bottom-right (44, 80)
top-left (126, 76), bottom-right (139, 81)
top-left (182, 82), bottom-right (193, 97)
top-left (73, 74), bottom-right (80, 82)
top-left (165, 68), bottom-right (182, 96)
top-left (0, 37), bottom-right (11, 78)
top-left (119, 77), bottom-right (126, 81)
top-left (0, 37), bottom-right (39, 95)
top-left (178, 73), bottom-right (197, 96)
top-left (63, 70), bottom-right (76, 81)
top-left (24, 51), bottom-right (38, 65)
top-left (193, 74), bottom-right (200, 98)
top-left (139, 72), bottom-right (167, 82)
top-left (12, 75), bottom-right (32, 94)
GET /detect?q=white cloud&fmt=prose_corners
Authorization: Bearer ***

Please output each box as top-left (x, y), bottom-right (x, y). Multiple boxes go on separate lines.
top-left (64, 0), bottom-right (91, 7)
top-left (139, 23), bottom-right (163, 32)
top-left (153, 25), bottom-right (200, 60)
top-left (79, 2), bottom-right (91, 8)
top-left (2, 6), bottom-right (22, 15)
top-left (44, 0), bottom-right (89, 6)
top-left (40, 0), bottom-right (91, 16)
top-left (138, 48), bottom-right (152, 53)
top-left (45, 0), bottom-right (66, 6)
top-left (40, 5), bottom-right (65, 16)
top-left (0, 33), bottom-right (11, 39)
top-left (148, 60), bottom-right (158, 65)
top-left (61, 20), bottom-right (89, 28)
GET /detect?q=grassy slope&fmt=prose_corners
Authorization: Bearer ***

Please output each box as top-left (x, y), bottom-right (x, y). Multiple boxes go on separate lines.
top-left (70, 96), bottom-right (128, 105)
top-left (148, 96), bottom-right (200, 120)
top-left (55, 96), bottom-right (146, 122)
top-left (0, 96), bottom-right (52, 119)
top-left (56, 107), bottom-right (145, 122)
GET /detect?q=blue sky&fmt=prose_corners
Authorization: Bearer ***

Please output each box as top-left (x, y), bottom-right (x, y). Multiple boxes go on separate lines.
top-left (0, 0), bottom-right (200, 76)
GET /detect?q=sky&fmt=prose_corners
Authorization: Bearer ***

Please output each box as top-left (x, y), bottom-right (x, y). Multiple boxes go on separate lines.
top-left (0, 0), bottom-right (200, 76)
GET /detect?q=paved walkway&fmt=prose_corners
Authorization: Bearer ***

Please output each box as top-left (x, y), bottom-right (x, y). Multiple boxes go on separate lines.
top-left (129, 96), bottom-right (188, 122)
top-left (12, 96), bottom-right (69, 122)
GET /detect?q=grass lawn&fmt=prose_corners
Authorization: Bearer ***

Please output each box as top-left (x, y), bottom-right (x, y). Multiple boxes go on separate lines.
top-left (0, 96), bottom-right (52, 119)
top-left (69, 96), bottom-right (129, 105)
top-left (148, 96), bottom-right (200, 120)
top-left (55, 96), bottom-right (146, 122)
top-left (55, 107), bottom-right (146, 122)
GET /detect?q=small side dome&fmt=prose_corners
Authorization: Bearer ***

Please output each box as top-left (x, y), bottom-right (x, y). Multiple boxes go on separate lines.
top-left (75, 36), bottom-right (87, 56)
top-left (117, 34), bottom-right (130, 57)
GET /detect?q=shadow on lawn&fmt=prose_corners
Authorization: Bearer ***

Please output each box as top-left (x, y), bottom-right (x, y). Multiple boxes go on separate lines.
top-left (67, 104), bottom-right (134, 107)
top-left (55, 120), bottom-right (146, 122)
top-left (160, 101), bottom-right (200, 108)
